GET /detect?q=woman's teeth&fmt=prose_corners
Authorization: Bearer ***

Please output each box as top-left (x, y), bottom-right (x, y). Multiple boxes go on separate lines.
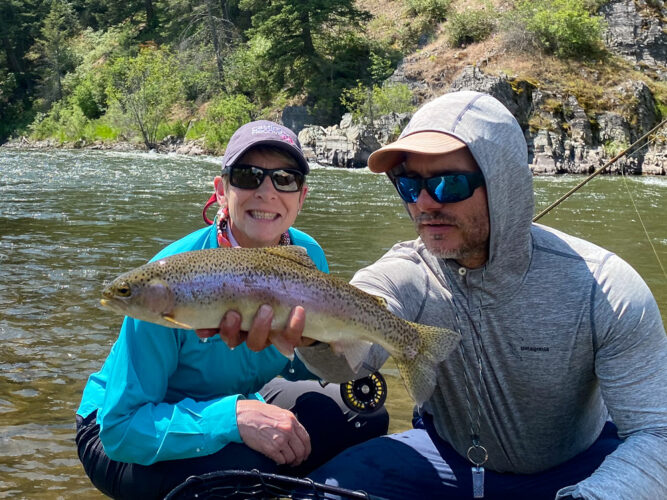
top-left (250, 210), bottom-right (277, 220)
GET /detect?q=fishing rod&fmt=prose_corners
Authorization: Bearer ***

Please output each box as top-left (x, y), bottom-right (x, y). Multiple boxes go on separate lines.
top-left (533, 118), bottom-right (667, 222)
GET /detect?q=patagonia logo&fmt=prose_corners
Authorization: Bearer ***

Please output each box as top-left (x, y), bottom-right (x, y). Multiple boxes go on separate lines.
top-left (520, 346), bottom-right (550, 352)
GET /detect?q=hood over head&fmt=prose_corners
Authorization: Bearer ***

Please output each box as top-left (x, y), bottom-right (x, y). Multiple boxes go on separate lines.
top-left (369, 91), bottom-right (534, 300)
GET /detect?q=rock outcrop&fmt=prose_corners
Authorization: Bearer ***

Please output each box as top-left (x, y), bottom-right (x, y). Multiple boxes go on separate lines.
top-left (298, 113), bottom-right (410, 168)
top-left (298, 0), bottom-right (666, 174)
top-left (298, 66), bottom-right (665, 174)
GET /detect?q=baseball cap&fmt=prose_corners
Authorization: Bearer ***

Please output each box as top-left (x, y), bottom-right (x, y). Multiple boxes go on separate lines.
top-left (221, 120), bottom-right (310, 174)
top-left (367, 131), bottom-right (467, 173)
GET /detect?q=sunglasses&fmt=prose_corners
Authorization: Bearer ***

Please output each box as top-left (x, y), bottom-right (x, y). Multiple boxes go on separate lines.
top-left (222, 164), bottom-right (305, 193)
top-left (390, 171), bottom-right (485, 204)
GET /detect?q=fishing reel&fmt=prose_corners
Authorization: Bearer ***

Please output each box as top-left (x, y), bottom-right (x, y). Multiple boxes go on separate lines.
top-left (339, 372), bottom-right (387, 413)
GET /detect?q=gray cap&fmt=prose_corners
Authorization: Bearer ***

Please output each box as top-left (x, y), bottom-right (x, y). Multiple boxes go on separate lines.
top-left (221, 120), bottom-right (310, 174)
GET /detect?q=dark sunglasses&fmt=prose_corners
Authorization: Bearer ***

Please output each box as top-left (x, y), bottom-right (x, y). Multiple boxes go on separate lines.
top-left (222, 164), bottom-right (305, 193)
top-left (390, 171), bottom-right (485, 204)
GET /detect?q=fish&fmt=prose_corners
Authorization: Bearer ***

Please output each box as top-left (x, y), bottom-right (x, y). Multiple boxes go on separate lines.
top-left (100, 246), bottom-right (461, 405)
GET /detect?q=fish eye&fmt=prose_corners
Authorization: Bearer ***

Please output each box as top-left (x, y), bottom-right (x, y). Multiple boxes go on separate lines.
top-left (116, 281), bottom-right (132, 297)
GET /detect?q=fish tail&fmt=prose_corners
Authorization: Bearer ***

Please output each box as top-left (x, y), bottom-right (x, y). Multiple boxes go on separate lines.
top-left (396, 322), bottom-right (461, 405)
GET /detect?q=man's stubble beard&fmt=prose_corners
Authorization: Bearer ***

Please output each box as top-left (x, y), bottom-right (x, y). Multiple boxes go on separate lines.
top-left (415, 211), bottom-right (489, 265)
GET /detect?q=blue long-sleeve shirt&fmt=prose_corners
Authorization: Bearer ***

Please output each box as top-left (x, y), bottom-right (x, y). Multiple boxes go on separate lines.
top-left (77, 224), bottom-right (329, 465)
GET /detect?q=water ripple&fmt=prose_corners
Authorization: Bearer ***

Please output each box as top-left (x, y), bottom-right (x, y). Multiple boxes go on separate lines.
top-left (0, 149), bottom-right (664, 498)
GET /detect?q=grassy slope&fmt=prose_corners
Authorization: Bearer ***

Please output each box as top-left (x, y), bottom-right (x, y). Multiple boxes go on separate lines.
top-left (360, 0), bottom-right (666, 120)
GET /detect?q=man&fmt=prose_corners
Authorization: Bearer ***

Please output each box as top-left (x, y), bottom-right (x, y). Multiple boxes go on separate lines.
top-left (220, 91), bottom-right (667, 499)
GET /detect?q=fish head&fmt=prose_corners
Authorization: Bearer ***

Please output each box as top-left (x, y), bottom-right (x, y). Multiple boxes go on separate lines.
top-left (100, 273), bottom-right (175, 323)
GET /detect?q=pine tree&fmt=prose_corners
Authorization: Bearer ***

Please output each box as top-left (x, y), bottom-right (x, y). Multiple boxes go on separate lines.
top-left (31, 0), bottom-right (79, 102)
top-left (238, 0), bottom-right (370, 94)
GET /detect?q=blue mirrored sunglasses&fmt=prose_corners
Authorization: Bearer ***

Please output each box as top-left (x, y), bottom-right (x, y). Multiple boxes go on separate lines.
top-left (391, 171), bottom-right (485, 204)
top-left (221, 164), bottom-right (305, 192)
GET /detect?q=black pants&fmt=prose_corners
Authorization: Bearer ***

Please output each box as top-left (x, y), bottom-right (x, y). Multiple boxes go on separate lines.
top-left (76, 379), bottom-right (389, 499)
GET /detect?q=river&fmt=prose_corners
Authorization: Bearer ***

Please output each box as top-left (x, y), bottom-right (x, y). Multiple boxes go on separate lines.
top-left (0, 149), bottom-right (665, 498)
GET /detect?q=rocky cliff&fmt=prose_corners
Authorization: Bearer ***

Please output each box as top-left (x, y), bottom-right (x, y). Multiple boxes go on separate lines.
top-left (296, 0), bottom-right (666, 174)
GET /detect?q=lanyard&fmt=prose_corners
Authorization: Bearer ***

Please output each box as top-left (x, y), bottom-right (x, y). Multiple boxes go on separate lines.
top-left (448, 265), bottom-right (489, 498)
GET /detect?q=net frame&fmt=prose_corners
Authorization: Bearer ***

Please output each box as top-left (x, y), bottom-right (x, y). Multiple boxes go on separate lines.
top-left (164, 469), bottom-right (386, 500)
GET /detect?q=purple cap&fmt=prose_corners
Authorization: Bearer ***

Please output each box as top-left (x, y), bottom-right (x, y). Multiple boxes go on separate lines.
top-left (221, 120), bottom-right (310, 174)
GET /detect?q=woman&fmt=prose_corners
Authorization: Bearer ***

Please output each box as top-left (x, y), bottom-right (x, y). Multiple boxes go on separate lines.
top-left (75, 120), bottom-right (388, 499)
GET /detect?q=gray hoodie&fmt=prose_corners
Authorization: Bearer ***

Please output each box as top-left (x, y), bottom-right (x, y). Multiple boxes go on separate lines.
top-left (297, 91), bottom-right (667, 499)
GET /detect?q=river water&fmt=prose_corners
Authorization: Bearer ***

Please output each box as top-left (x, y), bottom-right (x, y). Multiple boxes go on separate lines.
top-left (0, 149), bottom-right (665, 498)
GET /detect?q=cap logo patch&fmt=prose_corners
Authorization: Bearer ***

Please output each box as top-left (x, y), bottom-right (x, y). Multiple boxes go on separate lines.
top-left (251, 124), bottom-right (295, 145)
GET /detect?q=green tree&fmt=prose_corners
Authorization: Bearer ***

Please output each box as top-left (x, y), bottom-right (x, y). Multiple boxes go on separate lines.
top-left (175, 0), bottom-right (240, 84)
top-left (238, 0), bottom-right (371, 96)
top-left (106, 46), bottom-right (184, 149)
top-left (0, 0), bottom-right (48, 89)
top-left (30, 0), bottom-right (79, 102)
top-left (72, 0), bottom-right (154, 31)
top-left (222, 35), bottom-right (280, 106)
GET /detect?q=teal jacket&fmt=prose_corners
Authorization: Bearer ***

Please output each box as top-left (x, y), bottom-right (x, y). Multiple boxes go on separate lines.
top-left (77, 224), bottom-right (329, 465)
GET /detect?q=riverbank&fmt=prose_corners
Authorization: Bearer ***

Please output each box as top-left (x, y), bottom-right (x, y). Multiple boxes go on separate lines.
top-left (0, 135), bottom-right (211, 156)
top-left (4, 130), bottom-right (665, 176)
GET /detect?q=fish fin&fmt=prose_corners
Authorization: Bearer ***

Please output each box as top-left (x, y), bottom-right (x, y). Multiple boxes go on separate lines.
top-left (264, 246), bottom-right (317, 269)
top-left (162, 314), bottom-right (194, 330)
top-left (269, 331), bottom-right (295, 360)
top-left (396, 322), bottom-right (461, 405)
top-left (331, 339), bottom-right (374, 373)
top-left (370, 294), bottom-right (388, 309)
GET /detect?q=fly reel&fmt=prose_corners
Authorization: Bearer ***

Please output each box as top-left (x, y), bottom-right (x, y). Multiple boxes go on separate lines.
top-left (340, 372), bottom-right (387, 413)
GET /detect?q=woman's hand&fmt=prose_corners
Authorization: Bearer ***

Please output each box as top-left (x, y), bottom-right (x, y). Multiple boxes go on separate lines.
top-left (195, 305), bottom-right (317, 352)
top-left (195, 310), bottom-right (250, 348)
top-left (236, 399), bottom-right (311, 466)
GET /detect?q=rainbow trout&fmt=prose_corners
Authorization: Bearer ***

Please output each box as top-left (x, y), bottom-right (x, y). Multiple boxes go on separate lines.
top-left (100, 246), bottom-right (460, 404)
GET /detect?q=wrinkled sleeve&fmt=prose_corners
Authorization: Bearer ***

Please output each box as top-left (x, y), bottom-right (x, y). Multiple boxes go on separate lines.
top-left (97, 317), bottom-right (245, 466)
top-left (557, 255), bottom-right (667, 499)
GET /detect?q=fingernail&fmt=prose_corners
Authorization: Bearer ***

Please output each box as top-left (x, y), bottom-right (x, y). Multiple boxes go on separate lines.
top-left (258, 304), bottom-right (272, 321)
top-left (223, 314), bottom-right (236, 329)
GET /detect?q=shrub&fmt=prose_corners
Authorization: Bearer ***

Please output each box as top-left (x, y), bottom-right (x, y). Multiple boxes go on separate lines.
top-left (185, 119), bottom-right (207, 141)
top-left (513, 0), bottom-right (606, 59)
top-left (156, 121), bottom-right (188, 141)
top-left (603, 140), bottom-right (629, 157)
top-left (28, 100), bottom-right (92, 142)
top-left (447, 9), bottom-right (495, 48)
top-left (73, 73), bottom-right (107, 119)
top-left (341, 82), bottom-right (414, 123)
top-left (204, 94), bottom-right (256, 152)
top-left (89, 122), bottom-right (120, 141)
top-left (404, 0), bottom-right (451, 21)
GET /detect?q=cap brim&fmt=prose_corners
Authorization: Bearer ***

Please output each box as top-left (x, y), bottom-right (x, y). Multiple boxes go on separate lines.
top-left (367, 131), bottom-right (467, 173)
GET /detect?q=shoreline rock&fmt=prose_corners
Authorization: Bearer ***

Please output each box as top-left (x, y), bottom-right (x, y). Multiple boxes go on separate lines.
top-left (297, 65), bottom-right (666, 176)
top-left (0, 136), bottom-right (213, 156)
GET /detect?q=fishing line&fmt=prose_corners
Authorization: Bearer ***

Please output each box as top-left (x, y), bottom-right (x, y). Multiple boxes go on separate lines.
top-left (533, 118), bottom-right (667, 222)
top-left (533, 119), bottom-right (667, 275)
top-left (619, 169), bottom-right (667, 280)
